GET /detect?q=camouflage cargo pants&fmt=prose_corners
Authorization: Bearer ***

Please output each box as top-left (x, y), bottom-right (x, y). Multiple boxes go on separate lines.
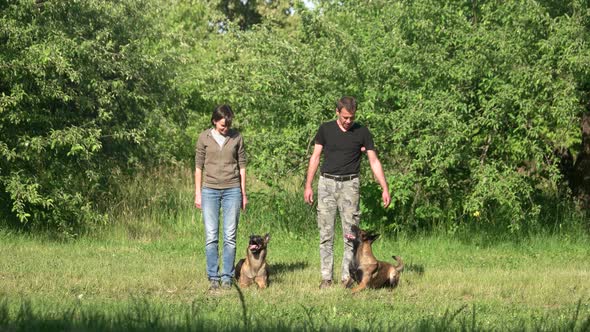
top-left (317, 175), bottom-right (360, 282)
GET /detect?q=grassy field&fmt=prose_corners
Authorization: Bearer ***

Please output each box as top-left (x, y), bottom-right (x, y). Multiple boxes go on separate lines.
top-left (1, 169), bottom-right (589, 331)
top-left (1, 214), bottom-right (590, 331)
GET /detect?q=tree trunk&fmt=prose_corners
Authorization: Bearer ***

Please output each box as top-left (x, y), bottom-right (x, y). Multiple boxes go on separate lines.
top-left (570, 111), bottom-right (590, 210)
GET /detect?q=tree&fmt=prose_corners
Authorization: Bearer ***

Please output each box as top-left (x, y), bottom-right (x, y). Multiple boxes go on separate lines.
top-left (183, 0), bottom-right (590, 230)
top-left (0, 0), bottom-right (183, 233)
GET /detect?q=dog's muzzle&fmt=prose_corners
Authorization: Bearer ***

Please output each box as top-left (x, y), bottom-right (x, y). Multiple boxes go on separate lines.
top-left (344, 233), bottom-right (356, 240)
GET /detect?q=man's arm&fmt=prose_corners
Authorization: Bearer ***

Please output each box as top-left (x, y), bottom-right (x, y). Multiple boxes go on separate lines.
top-left (366, 150), bottom-right (391, 208)
top-left (304, 144), bottom-right (323, 205)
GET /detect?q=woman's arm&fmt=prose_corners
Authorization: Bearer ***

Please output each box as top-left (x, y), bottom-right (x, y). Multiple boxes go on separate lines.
top-left (240, 167), bottom-right (247, 210)
top-left (194, 168), bottom-right (202, 209)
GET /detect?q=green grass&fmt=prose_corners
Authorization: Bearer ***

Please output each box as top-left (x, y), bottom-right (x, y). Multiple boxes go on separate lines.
top-left (1, 168), bottom-right (589, 331)
top-left (1, 218), bottom-right (590, 331)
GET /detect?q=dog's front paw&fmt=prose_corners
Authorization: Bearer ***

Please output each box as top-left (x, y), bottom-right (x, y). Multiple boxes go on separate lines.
top-left (341, 278), bottom-right (353, 289)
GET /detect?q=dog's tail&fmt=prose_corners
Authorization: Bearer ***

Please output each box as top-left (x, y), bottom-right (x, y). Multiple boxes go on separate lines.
top-left (235, 258), bottom-right (245, 280)
top-left (392, 256), bottom-right (404, 273)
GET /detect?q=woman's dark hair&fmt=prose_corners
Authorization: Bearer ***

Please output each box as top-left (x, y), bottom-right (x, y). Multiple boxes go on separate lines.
top-left (211, 104), bottom-right (234, 127)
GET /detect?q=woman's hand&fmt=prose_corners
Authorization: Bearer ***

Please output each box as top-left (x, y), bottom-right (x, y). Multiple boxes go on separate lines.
top-left (242, 194), bottom-right (248, 211)
top-left (194, 192), bottom-right (202, 209)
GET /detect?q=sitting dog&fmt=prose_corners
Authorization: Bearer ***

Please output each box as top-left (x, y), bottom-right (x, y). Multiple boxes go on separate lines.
top-left (235, 233), bottom-right (270, 288)
top-left (343, 225), bottom-right (404, 293)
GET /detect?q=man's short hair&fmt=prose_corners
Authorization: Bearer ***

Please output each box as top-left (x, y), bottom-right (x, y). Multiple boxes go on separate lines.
top-left (336, 96), bottom-right (357, 113)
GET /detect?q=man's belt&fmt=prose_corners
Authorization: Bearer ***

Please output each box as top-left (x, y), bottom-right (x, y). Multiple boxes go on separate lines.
top-left (321, 173), bottom-right (359, 182)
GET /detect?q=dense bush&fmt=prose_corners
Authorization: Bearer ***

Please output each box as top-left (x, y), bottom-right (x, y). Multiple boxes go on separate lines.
top-left (1, 0), bottom-right (588, 233)
top-left (0, 0), bottom-right (186, 234)
top-left (187, 0), bottom-right (589, 231)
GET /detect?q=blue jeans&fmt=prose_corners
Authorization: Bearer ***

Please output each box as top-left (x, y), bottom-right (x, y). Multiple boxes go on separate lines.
top-left (202, 186), bottom-right (242, 283)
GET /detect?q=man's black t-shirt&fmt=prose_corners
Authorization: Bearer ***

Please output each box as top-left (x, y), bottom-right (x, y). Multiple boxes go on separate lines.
top-left (314, 120), bottom-right (375, 175)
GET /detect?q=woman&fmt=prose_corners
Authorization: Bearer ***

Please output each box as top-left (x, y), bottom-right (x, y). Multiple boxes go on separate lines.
top-left (194, 105), bottom-right (247, 290)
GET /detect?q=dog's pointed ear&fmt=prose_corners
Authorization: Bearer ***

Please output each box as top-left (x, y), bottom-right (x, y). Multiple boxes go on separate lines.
top-left (264, 233), bottom-right (270, 244)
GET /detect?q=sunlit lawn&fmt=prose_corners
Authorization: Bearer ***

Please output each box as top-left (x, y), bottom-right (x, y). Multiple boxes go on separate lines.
top-left (1, 214), bottom-right (589, 331)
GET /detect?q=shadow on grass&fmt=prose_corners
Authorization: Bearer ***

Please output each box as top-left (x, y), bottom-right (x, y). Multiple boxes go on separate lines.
top-left (270, 261), bottom-right (308, 275)
top-left (268, 261), bottom-right (309, 284)
top-left (1, 298), bottom-right (589, 331)
top-left (405, 262), bottom-right (425, 276)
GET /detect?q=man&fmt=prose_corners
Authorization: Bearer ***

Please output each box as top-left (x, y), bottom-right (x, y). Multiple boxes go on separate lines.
top-left (304, 96), bottom-right (391, 289)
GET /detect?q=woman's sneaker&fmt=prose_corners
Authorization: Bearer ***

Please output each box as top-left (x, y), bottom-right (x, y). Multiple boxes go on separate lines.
top-left (221, 280), bottom-right (232, 290)
top-left (208, 279), bottom-right (220, 291)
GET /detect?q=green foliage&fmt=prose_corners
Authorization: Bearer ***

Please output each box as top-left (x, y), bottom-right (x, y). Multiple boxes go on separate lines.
top-left (211, 0), bottom-right (301, 31)
top-left (183, 0), bottom-right (590, 231)
top-left (0, 0), bottom-right (185, 233)
top-left (2, 0), bottom-right (589, 234)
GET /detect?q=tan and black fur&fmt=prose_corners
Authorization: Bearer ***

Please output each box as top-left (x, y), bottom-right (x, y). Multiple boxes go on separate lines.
top-left (343, 225), bottom-right (404, 293)
top-left (235, 233), bottom-right (270, 288)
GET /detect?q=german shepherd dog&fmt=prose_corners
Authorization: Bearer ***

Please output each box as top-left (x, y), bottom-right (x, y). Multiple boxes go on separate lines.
top-left (343, 225), bottom-right (404, 293)
top-left (235, 234), bottom-right (270, 288)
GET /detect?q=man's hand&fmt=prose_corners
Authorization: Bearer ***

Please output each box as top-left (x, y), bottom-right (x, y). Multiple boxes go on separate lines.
top-left (382, 190), bottom-right (391, 208)
top-left (304, 186), bottom-right (314, 205)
